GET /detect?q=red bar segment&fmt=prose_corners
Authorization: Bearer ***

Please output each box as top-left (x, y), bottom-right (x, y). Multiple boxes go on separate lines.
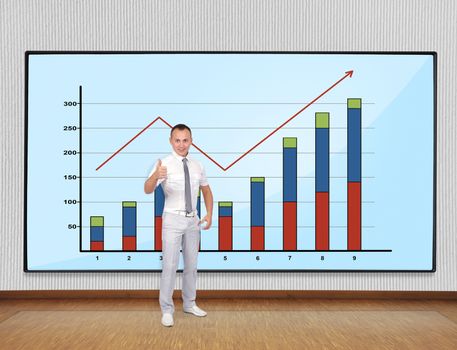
top-left (283, 201), bottom-right (297, 250)
top-left (123, 236), bottom-right (136, 251)
top-left (251, 226), bottom-right (265, 250)
top-left (219, 216), bottom-right (233, 250)
top-left (316, 192), bottom-right (329, 250)
top-left (348, 182), bottom-right (361, 250)
top-left (154, 216), bottom-right (162, 251)
top-left (90, 241), bottom-right (104, 251)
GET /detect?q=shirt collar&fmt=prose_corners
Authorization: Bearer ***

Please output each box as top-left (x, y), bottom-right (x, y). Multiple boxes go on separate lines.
top-left (172, 150), bottom-right (190, 162)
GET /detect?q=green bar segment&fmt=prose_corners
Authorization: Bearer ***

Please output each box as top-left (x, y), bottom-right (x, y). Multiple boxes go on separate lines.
top-left (122, 201), bottom-right (137, 207)
top-left (251, 177), bottom-right (265, 183)
top-left (90, 216), bottom-right (104, 227)
top-left (315, 112), bottom-right (329, 128)
top-left (348, 98), bottom-right (361, 109)
top-left (219, 202), bottom-right (233, 207)
top-left (283, 137), bottom-right (297, 148)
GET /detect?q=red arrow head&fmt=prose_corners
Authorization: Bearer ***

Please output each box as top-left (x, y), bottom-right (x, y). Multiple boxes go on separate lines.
top-left (345, 70), bottom-right (354, 78)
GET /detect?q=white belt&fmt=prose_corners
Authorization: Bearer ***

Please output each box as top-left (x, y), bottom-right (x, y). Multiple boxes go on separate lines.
top-left (164, 210), bottom-right (197, 217)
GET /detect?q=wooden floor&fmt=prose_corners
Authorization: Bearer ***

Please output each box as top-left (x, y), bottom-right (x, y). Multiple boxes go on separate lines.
top-left (0, 298), bottom-right (456, 349)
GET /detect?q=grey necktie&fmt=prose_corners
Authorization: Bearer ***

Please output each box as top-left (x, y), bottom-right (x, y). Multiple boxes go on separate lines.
top-left (182, 158), bottom-right (192, 214)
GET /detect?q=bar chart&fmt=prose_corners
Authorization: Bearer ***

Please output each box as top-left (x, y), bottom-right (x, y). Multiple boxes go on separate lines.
top-left (83, 99), bottom-right (370, 255)
top-left (25, 52), bottom-right (435, 271)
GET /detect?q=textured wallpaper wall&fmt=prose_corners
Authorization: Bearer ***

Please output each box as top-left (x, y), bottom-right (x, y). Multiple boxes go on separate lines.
top-left (1, 0), bottom-right (456, 290)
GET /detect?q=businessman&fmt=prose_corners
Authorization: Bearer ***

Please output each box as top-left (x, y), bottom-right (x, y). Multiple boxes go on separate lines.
top-left (144, 124), bottom-right (213, 327)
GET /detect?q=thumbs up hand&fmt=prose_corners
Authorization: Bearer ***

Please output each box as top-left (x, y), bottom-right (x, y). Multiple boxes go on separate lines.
top-left (155, 159), bottom-right (167, 179)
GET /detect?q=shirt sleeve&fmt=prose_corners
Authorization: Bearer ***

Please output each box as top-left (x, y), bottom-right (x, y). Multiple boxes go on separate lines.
top-left (199, 164), bottom-right (209, 187)
top-left (148, 160), bottom-right (165, 187)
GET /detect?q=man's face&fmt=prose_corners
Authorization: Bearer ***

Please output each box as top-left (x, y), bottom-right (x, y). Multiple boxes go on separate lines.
top-left (170, 128), bottom-right (192, 157)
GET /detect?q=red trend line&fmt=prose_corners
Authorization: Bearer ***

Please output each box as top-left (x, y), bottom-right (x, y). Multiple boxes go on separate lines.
top-left (95, 116), bottom-right (173, 171)
top-left (95, 70), bottom-right (354, 171)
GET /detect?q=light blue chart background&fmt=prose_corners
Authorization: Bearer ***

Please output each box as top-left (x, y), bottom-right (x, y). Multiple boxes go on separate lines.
top-left (26, 53), bottom-right (435, 271)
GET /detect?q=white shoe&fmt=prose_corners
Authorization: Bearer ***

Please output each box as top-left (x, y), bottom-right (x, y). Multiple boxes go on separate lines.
top-left (161, 313), bottom-right (174, 327)
top-left (183, 305), bottom-right (207, 317)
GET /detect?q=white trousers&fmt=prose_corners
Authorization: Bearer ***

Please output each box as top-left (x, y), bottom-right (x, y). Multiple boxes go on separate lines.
top-left (159, 212), bottom-right (200, 314)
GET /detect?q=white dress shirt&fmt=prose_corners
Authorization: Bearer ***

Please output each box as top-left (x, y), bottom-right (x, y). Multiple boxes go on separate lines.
top-left (149, 151), bottom-right (209, 214)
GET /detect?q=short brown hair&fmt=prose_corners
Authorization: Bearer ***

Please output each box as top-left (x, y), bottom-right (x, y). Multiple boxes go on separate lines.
top-left (170, 124), bottom-right (192, 136)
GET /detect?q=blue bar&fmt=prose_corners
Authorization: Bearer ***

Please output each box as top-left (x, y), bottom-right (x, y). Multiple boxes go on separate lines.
top-left (348, 106), bottom-right (361, 182)
top-left (251, 180), bottom-right (265, 227)
top-left (122, 207), bottom-right (137, 237)
top-left (154, 184), bottom-right (165, 216)
top-left (197, 190), bottom-right (201, 218)
top-left (283, 147), bottom-right (297, 202)
top-left (316, 128), bottom-right (329, 192)
top-left (90, 226), bottom-right (104, 242)
top-left (219, 206), bottom-right (233, 217)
